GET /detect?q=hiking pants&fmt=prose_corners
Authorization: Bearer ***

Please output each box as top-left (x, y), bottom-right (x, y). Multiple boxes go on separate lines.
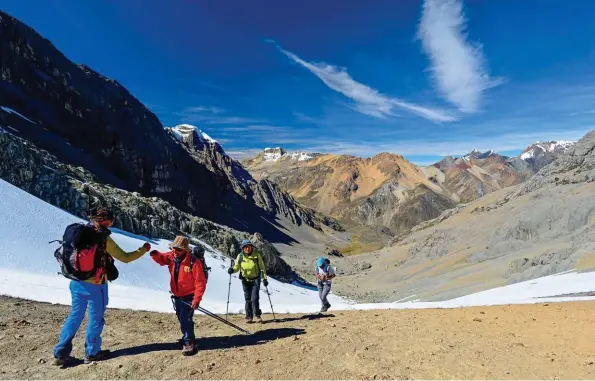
top-left (54, 280), bottom-right (108, 358)
top-left (172, 295), bottom-right (195, 344)
top-left (318, 281), bottom-right (331, 309)
top-left (242, 279), bottom-right (261, 319)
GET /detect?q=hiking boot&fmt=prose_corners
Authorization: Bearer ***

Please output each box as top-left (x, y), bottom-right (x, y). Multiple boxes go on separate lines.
top-left (52, 355), bottom-right (78, 368)
top-left (320, 306), bottom-right (328, 313)
top-left (182, 341), bottom-right (197, 356)
top-left (84, 349), bottom-right (110, 364)
top-left (246, 317), bottom-right (254, 324)
top-left (256, 317), bottom-right (263, 324)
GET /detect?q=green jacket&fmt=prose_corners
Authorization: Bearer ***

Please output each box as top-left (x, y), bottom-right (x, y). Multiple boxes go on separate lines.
top-left (231, 250), bottom-right (267, 281)
top-left (85, 235), bottom-right (147, 284)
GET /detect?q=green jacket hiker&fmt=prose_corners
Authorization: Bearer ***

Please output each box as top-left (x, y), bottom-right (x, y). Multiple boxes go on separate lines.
top-left (227, 239), bottom-right (268, 323)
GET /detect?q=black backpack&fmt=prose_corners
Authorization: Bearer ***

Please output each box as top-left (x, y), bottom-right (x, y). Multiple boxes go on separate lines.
top-left (190, 247), bottom-right (210, 280)
top-left (51, 223), bottom-right (96, 281)
top-left (51, 223), bottom-right (119, 282)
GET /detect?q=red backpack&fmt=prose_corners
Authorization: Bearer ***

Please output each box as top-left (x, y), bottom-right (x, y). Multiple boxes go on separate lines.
top-left (52, 223), bottom-right (103, 281)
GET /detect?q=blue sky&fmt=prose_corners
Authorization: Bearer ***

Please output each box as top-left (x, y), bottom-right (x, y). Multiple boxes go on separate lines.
top-left (3, 0), bottom-right (595, 164)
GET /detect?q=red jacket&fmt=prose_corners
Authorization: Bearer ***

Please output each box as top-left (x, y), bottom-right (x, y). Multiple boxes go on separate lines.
top-left (151, 250), bottom-right (207, 305)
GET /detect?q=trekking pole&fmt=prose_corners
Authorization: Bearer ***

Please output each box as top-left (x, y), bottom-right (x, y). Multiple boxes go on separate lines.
top-left (226, 259), bottom-right (234, 321)
top-left (179, 299), bottom-right (251, 335)
top-left (264, 283), bottom-right (276, 321)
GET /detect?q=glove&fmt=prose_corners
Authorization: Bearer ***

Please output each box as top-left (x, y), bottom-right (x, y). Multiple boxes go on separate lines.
top-left (263, 279), bottom-right (269, 287)
top-left (150, 250), bottom-right (158, 256)
top-left (143, 242), bottom-right (151, 251)
top-left (227, 268), bottom-right (234, 275)
top-left (191, 300), bottom-right (200, 310)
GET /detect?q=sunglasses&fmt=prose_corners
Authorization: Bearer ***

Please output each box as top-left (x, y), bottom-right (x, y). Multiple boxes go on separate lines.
top-left (173, 247), bottom-right (184, 252)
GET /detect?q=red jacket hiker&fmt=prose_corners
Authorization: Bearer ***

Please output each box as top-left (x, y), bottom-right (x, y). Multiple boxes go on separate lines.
top-left (151, 249), bottom-right (207, 306)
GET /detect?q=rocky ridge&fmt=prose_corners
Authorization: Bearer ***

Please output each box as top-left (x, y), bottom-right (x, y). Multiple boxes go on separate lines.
top-left (0, 126), bottom-right (294, 278)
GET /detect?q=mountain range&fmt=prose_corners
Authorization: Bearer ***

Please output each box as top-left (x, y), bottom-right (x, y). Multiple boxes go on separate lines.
top-left (242, 140), bottom-right (575, 252)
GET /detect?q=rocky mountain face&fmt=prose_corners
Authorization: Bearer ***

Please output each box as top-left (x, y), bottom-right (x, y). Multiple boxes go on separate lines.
top-left (0, 11), bottom-right (340, 248)
top-left (329, 130), bottom-right (595, 303)
top-left (0, 127), bottom-right (294, 278)
top-left (163, 124), bottom-right (342, 232)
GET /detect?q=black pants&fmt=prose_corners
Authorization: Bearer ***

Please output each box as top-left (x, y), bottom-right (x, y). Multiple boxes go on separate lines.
top-left (242, 279), bottom-right (261, 319)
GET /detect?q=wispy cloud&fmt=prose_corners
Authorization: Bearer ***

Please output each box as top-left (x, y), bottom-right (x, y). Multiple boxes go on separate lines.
top-left (225, 149), bottom-right (264, 160)
top-left (418, 0), bottom-right (503, 113)
top-left (301, 128), bottom-right (592, 158)
top-left (174, 106), bottom-right (263, 125)
top-left (271, 42), bottom-right (457, 123)
top-left (220, 125), bottom-right (290, 132)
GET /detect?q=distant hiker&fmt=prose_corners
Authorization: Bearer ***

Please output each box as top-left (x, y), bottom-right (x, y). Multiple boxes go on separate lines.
top-left (53, 207), bottom-right (150, 366)
top-left (315, 256), bottom-right (336, 313)
top-left (227, 239), bottom-right (268, 323)
top-left (150, 237), bottom-right (207, 356)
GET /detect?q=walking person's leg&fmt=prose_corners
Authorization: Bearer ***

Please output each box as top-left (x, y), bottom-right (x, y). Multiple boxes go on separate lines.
top-left (317, 281), bottom-right (325, 311)
top-left (85, 283), bottom-right (109, 361)
top-left (242, 281), bottom-right (253, 321)
top-left (178, 296), bottom-right (196, 355)
top-left (252, 280), bottom-right (261, 320)
top-left (54, 281), bottom-right (90, 363)
top-left (321, 283), bottom-right (332, 311)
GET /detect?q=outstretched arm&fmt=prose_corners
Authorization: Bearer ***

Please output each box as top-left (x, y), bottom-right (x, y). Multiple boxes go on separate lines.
top-left (106, 236), bottom-right (148, 263)
top-left (149, 250), bottom-right (173, 266)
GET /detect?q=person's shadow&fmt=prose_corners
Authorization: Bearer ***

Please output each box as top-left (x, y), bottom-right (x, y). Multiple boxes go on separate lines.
top-left (263, 313), bottom-right (335, 324)
top-left (109, 327), bottom-right (305, 358)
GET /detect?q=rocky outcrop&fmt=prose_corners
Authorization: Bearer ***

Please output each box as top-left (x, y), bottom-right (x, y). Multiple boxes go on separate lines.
top-left (0, 127), bottom-right (294, 278)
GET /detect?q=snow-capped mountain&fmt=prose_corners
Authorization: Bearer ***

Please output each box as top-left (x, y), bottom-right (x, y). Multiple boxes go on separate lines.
top-left (520, 140), bottom-right (576, 161)
top-left (166, 124), bottom-right (218, 145)
top-left (264, 147), bottom-right (286, 161)
top-left (262, 147), bottom-right (315, 162)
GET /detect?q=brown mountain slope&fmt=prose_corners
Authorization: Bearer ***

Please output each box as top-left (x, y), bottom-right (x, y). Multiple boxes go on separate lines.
top-left (329, 130), bottom-right (595, 303)
top-left (244, 152), bottom-right (457, 243)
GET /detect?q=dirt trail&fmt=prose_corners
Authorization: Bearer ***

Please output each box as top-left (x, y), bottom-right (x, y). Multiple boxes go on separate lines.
top-left (1, 296), bottom-right (595, 379)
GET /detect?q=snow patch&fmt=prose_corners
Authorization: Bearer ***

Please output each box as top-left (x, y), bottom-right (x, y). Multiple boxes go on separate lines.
top-left (290, 152), bottom-right (314, 161)
top-left (520, 149), bottom-right (535, 160)
top-left (167, 124), bottom-right (218, 144)
top-left (0, 106), bottom-right (36, 124)
top-left (263, 148), bottom-right (313, 162)
top-left (263, 147), bottom-right (285, 161)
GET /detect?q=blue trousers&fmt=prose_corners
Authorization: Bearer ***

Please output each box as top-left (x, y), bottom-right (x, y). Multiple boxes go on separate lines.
top-left (54, 281), bottom-right (108, 358)
top-left (173, 295), bottom-right (195, 344)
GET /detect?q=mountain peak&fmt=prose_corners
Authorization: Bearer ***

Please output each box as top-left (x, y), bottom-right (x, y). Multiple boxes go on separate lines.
top-left (464, 149), bottom-right (496, 161)
top-left (167, 124), bottom-right (218, 144)
top-left (520, 140), bottom-right (576, 160)
top-left (262, 147), bottom-right (315, 162)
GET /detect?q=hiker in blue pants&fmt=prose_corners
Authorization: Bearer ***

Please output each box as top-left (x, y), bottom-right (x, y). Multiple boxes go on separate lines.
top-left (53, 208), bottom-right (150, 367)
